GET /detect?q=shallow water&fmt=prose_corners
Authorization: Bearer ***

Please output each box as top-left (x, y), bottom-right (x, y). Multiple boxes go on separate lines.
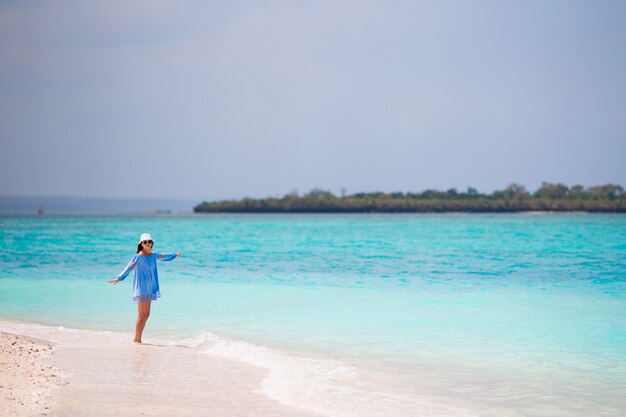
top-left (1, 213), bottom-right (625, 416)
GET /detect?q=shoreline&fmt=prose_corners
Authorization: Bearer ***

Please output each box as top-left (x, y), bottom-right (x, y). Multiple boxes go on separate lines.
top-left (0, 319), bottom-right (319, 417)
top-left (0, 318), bottom-right (480, 417)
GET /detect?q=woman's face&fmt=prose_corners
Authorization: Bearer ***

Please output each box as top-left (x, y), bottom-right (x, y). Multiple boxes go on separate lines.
top-left (141, 240), bottom-right (153, 251)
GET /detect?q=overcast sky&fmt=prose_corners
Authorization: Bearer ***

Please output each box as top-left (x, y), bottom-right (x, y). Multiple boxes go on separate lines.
top-left (1, 1), bottom-right (625, 201)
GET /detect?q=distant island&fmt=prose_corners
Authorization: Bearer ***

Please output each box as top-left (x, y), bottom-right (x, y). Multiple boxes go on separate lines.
top-left (194, 183), bottom-right (626, 213)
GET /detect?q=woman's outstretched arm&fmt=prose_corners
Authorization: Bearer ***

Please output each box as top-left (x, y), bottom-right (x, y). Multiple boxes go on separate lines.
top-left (156, 252), bottom-right (182, 261)
top-left (108, 256), bottom-right (138, 284)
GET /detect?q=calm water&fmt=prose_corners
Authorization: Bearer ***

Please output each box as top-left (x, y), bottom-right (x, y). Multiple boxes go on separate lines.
top-left (1, 213), bottom-right (625, 416)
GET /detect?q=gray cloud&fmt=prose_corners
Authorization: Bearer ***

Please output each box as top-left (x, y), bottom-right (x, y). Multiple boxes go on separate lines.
top-left (1, 1), bottom-right (625, 200)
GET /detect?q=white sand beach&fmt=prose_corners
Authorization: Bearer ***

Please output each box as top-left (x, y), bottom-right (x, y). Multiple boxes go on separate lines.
top-left (0, 332), bottom-right (69, 416)
top-left (0, 321), bottom-right (319, 417)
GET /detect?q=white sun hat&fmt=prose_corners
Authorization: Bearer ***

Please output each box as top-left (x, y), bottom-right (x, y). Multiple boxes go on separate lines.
top-left (139, 233), bottom-right (154, 243)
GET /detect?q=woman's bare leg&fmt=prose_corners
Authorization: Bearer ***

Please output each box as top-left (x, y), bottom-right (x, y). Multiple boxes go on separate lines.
top-left (134, 301), bottom-right (151, 343)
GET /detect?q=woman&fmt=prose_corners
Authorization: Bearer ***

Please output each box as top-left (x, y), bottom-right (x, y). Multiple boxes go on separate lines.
top-left (108, 233), bottom-right (182, 343)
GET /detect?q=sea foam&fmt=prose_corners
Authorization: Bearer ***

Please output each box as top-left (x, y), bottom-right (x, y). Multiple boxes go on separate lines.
top-left (177, 331), bottom-right (477, 417)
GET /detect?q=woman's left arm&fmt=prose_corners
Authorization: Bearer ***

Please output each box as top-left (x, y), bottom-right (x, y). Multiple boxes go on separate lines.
top-left (156, 252), bottom-right (182, 261)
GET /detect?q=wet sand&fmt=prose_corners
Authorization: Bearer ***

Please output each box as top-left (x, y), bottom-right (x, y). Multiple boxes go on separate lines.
top-left (0, 322), bottom-right (319, 417)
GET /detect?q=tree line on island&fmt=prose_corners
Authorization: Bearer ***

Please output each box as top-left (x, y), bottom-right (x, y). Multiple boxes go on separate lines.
top-left (194, 182), bottom-right (626, 213)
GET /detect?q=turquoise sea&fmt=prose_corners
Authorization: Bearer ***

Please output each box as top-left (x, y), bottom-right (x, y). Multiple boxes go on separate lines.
top-left (1, 213), bottom-right (625, 416)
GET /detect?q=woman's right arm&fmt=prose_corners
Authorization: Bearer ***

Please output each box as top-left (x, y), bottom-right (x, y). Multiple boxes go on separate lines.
top-left (108, 256), bottom-right (137, 284)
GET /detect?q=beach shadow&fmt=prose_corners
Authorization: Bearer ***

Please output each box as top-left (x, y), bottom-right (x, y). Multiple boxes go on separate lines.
top-left (136, 342), bottom-right (194, 349)
top-left (136, 342), bottom-right (169, 347)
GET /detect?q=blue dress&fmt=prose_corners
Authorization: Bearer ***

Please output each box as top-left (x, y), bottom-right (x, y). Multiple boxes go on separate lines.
top-left (116, 252), bottom-right (177, 302)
